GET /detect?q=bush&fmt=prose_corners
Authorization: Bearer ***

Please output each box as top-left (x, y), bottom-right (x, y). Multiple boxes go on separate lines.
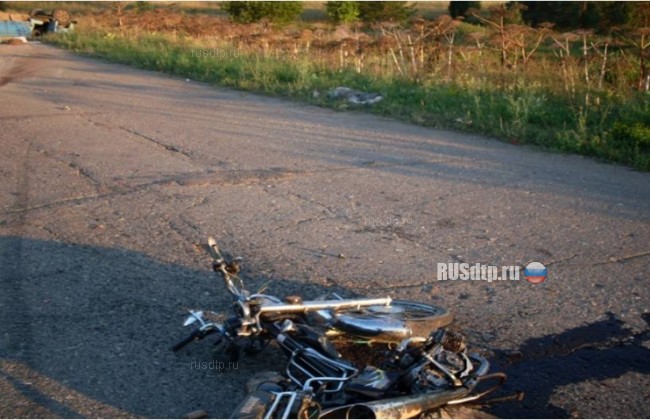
top-left (133, 1), bottom-right (156, 13)
top-left (326, 1), bottom-right (360, 24)
top-left (519, 1), bottom-right (632, 30)
top-left (611, 122), bottom-right (650, 151)
top-left (357, 1), bottom-right (414, 23)
top-left (221, 1), bottom-right (303, 24)
top-left (449, 1), bottom-right (481, 19)
top-left (0, 2), bottom-right (6, 12)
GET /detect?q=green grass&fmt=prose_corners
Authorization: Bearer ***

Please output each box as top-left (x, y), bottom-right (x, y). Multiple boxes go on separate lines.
top-left (47, 29), bottom-right (650, 171)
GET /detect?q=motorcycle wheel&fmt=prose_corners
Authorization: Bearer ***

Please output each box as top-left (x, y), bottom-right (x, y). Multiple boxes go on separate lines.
top-left (52, 9), bottom-right (70, 26)
top-left (389, 300), bottom-right (454, 337)
top-left (332, 300), bottom-right (453, 342)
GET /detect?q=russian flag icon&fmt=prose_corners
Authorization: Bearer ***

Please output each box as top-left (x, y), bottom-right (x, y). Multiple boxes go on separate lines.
top-left (524, 262), bottom-right (547, 284)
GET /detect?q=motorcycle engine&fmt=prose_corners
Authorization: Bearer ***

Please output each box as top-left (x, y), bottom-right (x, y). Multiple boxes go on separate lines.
top-left (413, 330), bottom-right (471, 392)
top-left (419, 349), bottom-right (467, 389)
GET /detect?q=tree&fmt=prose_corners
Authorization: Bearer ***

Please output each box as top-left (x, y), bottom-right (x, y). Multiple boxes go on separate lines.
top-left (133, 1), bottom-right (156, 13)
top-left (326, 1), bottom-right (360, 24)
top-left (520, 2), bottom-right (575, 28)
top-left (449, 1), bottom-right (481, 19)
top-left (471, 3), bottom-right (528, 67)
top-left (613, 3), bottom-right (650, 91)
top-left (110, 2), bottom-right (127, 28)
top-left (518, 1), bottom-right (632, 31)
top-left (221, 2), bottom-right (303, 25)
top-left (0, 2), bottom-right (7, 12)
top-left (324, 1), bottom-right (413, 24)
top-left (357, 1), bottom-right (414, 23)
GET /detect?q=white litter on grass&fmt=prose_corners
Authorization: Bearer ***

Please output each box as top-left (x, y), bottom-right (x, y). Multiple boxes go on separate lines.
top-left (328, 86), bottom-right (383, 105)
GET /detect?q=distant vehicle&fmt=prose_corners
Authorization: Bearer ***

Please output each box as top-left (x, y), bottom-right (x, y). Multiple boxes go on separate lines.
top-left (29, 8), bottom-right (76, 36)
top-left (0, 8), bottom-right (75, 40)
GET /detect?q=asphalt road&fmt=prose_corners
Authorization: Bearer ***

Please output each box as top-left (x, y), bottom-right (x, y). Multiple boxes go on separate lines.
top-left (1, 43), bottom-right (649, 418)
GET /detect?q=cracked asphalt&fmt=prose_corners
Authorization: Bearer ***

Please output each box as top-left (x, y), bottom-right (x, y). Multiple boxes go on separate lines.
top-left (0, 43), bottom-right (649, 418)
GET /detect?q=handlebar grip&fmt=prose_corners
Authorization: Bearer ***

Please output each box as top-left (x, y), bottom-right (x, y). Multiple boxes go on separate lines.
top-left (172, 329), bottom-right (200, 351)
top-left (207, 237), bottom-right (222, 260)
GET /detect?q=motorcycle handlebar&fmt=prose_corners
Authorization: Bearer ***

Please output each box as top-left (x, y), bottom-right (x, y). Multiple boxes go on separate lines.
top-left (207, 237), bottom-right (223, 261)
top-left (171, 329), bottom-right (201, 351)
top-left (171, 328), bottom-right (220, 352)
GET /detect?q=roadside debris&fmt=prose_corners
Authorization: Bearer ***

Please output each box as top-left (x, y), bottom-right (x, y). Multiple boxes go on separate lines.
top-left (0, 9), bottom-right (76, 40)
top-left (0, 12), bottom-right (29, 22)
top-left (29, 9), bottom-right (76, 36)
top-left (1, 36), bottom-right (27, 45)
top-left (327, 86), bottom-right (383, 105)
top-left (0, 16), bottom-right (35, 39)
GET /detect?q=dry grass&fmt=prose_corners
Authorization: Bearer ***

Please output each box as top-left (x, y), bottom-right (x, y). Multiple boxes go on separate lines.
top-left (64, 7), bottom-right (641, 96)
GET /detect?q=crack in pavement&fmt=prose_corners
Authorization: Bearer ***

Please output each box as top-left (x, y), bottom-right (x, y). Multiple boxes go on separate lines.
top-left (118, 126), bottom-right (195, 160)
top-left (84, 116), bottom-right (197, 162)
top-left (1, 191), bottom-right (118, 217)
top-left (544, 253), bottom-right (581, 267)
top-left (33, 146), bottom-right (103, 188)
top-left (0, 112), bottom-right (104, 122)
top-left (170, 167), bottom-right (303, 187)
top-left (544, 250), bottom-right (650, 268)
top-left (272, 216), bottom-right (328, 232)
top-left (598, 250), bottom-right (650, 264)
top-left (0, 167), bottom-right (300, 217)
top-left (2, 153), bottom-right (473, 219)
top-left (346, 280), bottom-right (437, 291)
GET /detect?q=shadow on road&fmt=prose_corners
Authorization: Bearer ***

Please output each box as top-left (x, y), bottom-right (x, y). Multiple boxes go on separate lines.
top-left (2, 236), bottom-right (649, 418)
top-left (492, 313), bottom-right (650, 418)
top-left (0, 236), bottom-right (336, 418)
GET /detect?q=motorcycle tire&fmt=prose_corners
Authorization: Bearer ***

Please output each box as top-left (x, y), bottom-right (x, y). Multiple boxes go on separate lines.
top-left (52, 9), bottom-right (70, 26)
top-left (389, 300), bottom-right (454, 338)
top-left (333, 300), bottom-right (453, 342)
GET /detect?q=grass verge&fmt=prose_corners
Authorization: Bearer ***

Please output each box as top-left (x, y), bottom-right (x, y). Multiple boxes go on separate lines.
top-left (48, 29), bottom-right (650, 171)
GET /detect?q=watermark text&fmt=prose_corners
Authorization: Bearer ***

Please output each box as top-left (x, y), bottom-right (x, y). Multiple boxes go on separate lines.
top-left (190, 48), bottom-right (240, 59)
top-left (190, 360), bottom-right (239, 371)
top-left (437, 263), bottom-right (520, 282)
